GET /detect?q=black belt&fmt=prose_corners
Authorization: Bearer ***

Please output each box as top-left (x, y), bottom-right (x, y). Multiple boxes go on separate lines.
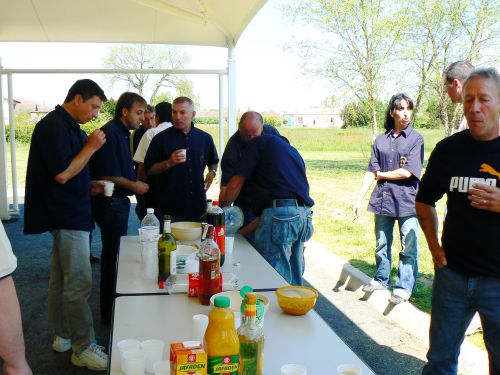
top-left (265, 198), bottom-right (310, 209)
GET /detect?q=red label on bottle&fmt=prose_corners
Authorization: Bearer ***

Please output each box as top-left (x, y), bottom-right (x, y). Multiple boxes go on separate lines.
top-left (214, 225), bottom-right (225, 255)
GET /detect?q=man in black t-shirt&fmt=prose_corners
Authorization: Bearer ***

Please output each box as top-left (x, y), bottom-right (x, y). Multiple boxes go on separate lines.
top-left (417, 68), bottom-right (500, 375)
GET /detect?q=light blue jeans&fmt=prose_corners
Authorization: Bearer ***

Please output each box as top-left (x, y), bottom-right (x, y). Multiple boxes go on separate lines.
top-left (373, 214), bottom-right (419, 295)
top-left (422, 267), bottom-right (500, 375)
top-left (255, 202), bottom-right (313, 286)
top-left (48, 229), bottom-right (95, 352)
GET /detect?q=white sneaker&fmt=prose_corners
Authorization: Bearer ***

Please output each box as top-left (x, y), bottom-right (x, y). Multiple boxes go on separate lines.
top-left (52, 336), bottom-right (71, 353)
top-left (71, 343), bottom-right (108, 371)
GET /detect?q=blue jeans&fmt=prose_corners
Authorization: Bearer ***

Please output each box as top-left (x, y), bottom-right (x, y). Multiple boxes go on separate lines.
top-left (48, 230), bottom-right (95, 351)
top-left (255, 201), bottom-right (313, 286)
top-left (92, 195), bottom-right (130, 323)
top-left (373, 214), bottom-right (418, 295)
top-left (422, 267), bottom-right (500, 375)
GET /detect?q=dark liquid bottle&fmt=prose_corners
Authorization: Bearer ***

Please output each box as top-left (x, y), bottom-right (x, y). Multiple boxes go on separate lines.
top-left (199, 224), bottom-right (221, 305)
top-left (206, 201), bottom-right (226, 266)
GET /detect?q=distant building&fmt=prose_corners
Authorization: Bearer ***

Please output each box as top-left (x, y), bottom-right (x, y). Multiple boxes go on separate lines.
top-left (2, 97), bottom-right (52, 125)
top-left (283, 112), bottom-right (343, 128)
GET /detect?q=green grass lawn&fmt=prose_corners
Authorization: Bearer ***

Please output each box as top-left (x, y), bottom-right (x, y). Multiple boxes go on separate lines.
top-left (5, 126), bottom-right (485, 350)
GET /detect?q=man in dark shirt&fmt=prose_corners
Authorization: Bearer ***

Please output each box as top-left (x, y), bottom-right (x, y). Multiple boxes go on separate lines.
top-left (24, 79), bottom-right (109, 370)
top-left (221, 135), bottom-right (314, 286)
top-left (144, 96), bottom-right (218, 222)
top-left (417, 68), bottom-right (500, 375)
top-left (90, 92), bottom-right (149, 324)
top-left (219, 111), bottom-right (279, 233)
top-left (131, 104), bottom-right (155, 156)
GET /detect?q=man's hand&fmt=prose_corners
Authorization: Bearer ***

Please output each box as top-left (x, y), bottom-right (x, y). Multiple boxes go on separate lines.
top-left (87, 130), bottom-right (106, 152)
top-left (170, 149), bottom-right (187, 166)
top-left (352, 202), bottom-right (362, 220)
top-left (430, 243), bottom-right (447, 270)
top-left (90, 180), bottom-right (106, 196)
top-left (133, 181), bottom-right (149, 195)
top-left (204, 171), bottom-right (215, 192)
top-left (469, 183), bottom-right (500, 213)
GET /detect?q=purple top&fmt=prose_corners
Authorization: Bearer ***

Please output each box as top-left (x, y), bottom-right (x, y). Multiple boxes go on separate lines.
top-left (367, 125), bottom-right (424, 217)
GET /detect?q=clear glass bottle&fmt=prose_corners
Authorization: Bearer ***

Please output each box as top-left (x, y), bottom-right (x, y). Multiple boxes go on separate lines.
top-left (237, 292), bottom-right (264, 375)
top-left (158, 215), bottom-right (176, 283)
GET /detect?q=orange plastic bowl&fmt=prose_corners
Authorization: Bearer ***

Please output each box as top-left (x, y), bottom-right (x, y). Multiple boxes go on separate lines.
top-left (275, 286), bottom-right (318, 315)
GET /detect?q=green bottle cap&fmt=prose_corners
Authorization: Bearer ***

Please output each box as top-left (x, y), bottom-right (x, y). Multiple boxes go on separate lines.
top-left (240, 285), bottom-right (253, 299)
top-left (214, 296), bottom-right (230, 308)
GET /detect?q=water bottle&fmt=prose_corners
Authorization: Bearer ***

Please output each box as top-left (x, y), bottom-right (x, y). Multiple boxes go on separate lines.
top-left (223, 206), bottom-right (244, 235)
top-left (139, 208), bottom-right (160, 270)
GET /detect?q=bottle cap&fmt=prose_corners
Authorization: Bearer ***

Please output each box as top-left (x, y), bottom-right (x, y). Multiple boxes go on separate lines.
top-left (214, 296), bottom-right (230, 308)
top-left (164, 214), bottom-right (171, 221)
top-left (147, 208), bottom-right (154, 214)
top-left (213, 200), bottom-right (219, 206)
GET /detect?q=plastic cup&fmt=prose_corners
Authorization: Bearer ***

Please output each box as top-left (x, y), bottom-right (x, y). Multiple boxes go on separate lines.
top-left (191, 314), bottom-right (209, 343)
top-left (103, 180), bottom-right (114, 197)
top-left (141, 339), bottom-right (165, 373)
top-left (117, 339), bottom-right (141, 372)
top-left (337, 364), bottom-right (363, 375)
top-left (281, 364), bottom-right (307, 375)
top-left (179, 149), bottom-right (187, 158)
top-left (153, 360), bottom-right (170, 375)
top-left (122, 348), bottom-right (146, 375)
top-left (225, 236), bottom-right (235, 253)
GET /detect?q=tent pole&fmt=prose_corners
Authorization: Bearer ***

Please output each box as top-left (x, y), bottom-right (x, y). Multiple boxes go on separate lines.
top-left (0, 57), bottom-right (11, 219)
top-left (7, 74), bottom-right (18, 214)
top-left (218, 74), bottom-right (224, 160)
top-left (227, 47), bottom-right (236, 137)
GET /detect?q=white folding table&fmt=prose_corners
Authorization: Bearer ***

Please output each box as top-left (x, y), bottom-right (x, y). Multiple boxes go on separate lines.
top-left (108, 293), bottom-right (375, 374)
top-left (115, 235), bottom-right (288, 295)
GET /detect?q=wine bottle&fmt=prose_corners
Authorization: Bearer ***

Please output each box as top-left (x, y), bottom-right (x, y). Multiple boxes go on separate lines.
top-left (158, 215), bottom-right (176, 283)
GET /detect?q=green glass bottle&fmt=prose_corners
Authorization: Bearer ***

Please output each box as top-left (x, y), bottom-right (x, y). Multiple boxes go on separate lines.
top-left (237, 293), bottom-right (264, 375)
top-left (158, 215), bottom-right (176, 283)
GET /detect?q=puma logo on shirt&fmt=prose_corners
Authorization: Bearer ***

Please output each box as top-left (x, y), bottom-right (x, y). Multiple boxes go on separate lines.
top-left (449, 163), bottom-right (499, 192)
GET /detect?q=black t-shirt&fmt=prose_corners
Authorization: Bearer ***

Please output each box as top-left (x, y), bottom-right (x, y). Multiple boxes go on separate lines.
top-left (24, 105), bottom-right (93, 233)
top-left (416, 131), bottom-right (500, 277)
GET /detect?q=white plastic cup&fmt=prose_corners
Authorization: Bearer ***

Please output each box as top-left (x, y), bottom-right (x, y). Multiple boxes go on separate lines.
top-left (225, 236), bottom-right (235, 253)
top-left (337, 364), bottom-right (363, 375)
top-left (153, 360), bottom-right (170, 375)
top-left (141, 339), bottom-right (165, 373)
top-left (117, 339), bottom-right (141, 372)
top-left (123, 348), bottom-right (146, 375)
top-left (103, 180), bottom-right (114, 197)
top-left (191, 314), bottom-right (209, 343)
top-left (281, 364), bottom-right (307, 375)
top-left (179, 149), bottom-right (187, 158)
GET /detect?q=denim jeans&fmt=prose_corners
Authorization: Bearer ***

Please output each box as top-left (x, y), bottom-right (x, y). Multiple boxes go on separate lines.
top-left (422, 267), bottom-right (500, 375)
top-left (373, 214), bottom-right (418, 295)
top-left (48, 229), bottom-right (95, 351)
top-left (92, 195), bottom-right (130, 323)
top-left (254, 201), bottom-right (313, 286)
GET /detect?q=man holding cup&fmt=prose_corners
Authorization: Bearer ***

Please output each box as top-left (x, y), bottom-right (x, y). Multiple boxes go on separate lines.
top-left (144, 97), bottom-right (218, 222)
top-left (24, 79), bottom-right (109, 370)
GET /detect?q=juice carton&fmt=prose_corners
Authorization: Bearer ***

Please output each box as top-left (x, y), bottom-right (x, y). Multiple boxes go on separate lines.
top-left (170, 341), bottom-right (207, 375)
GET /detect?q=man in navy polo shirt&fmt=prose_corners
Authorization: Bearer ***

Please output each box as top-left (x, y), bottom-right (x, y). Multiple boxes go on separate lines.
top-left (219, 111), bottom-right (279, 234)
top-left (144, 97), bottom-right (218, 222)
top-left (24, 79), bottom-right (109, 370)
top-left (90, 92), bottom-right (149, 324)
top-left (221, 135), bottom-right (314, 286)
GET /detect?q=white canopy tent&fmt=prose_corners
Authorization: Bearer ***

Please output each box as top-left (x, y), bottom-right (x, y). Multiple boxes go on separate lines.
top-left (0, 0), bottom-right (268, 219)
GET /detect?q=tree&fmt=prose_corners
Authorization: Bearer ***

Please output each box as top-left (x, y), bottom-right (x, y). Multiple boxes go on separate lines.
top-left (283, 0), bottom-right (409, 138)
top-left (103, 44), bottom-right (191, 103)
top-left (405, 0), bottom-right (500, 135)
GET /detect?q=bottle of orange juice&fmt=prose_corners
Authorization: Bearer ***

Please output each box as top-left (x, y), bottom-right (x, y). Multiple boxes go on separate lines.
top-left (204, 296), bottom-right (239, 374)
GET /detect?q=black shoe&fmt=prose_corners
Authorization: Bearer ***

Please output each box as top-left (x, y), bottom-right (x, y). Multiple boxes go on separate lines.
top-left (90, 254), bottom-right (100, 264)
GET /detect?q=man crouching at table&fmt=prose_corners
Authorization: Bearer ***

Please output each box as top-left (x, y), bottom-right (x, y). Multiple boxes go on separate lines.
top-left (221, 133), bottom-right (314, 286)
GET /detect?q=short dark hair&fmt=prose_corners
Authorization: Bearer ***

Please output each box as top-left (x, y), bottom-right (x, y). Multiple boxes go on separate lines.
top-left (64, 79), bottom-right (107, 103)
top-left (384, 93), bottom-right (414, 131)
top-left (114, 92), bottom-right (147, 119)
top-left (444, 61), bottom-right (475, 83)
top-left (155, 102), bottom-right (172, 123)
top-left (239, 111), bottom-right (263, 126)
top-left (173, 96), bottom-right (195, 110)
top-left (145, 104), bottom-right (155, 113)
top-left (463, 67), bottom-right (500, 98)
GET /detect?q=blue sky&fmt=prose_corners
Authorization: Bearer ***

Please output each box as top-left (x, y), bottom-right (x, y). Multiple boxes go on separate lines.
top-left (0, 0), bottom-right (330, 113)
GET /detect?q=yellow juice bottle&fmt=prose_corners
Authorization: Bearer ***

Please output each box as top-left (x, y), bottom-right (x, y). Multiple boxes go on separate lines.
top-left (204, 296), bottom-right (239, 374)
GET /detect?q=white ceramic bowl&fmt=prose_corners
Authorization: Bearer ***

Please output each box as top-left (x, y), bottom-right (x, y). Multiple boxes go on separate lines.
top-left (170, 222), bottom-right (202, 241)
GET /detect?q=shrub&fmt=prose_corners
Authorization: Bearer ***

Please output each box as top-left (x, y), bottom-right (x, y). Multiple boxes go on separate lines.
top-left (194, 117), bottom-right (219, 124)
top-left (263, 115), bottom-right (282, 127)
top-left (341, 99), bottom-right (385, 129)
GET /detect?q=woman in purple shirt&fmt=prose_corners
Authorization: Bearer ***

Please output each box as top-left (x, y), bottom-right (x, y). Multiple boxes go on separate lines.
top-left (353, 93), bottom-right (424, 304)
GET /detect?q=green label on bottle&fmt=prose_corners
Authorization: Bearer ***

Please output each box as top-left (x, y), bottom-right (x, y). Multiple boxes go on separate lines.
top-left (207, 354), bottom-right (239, 374)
